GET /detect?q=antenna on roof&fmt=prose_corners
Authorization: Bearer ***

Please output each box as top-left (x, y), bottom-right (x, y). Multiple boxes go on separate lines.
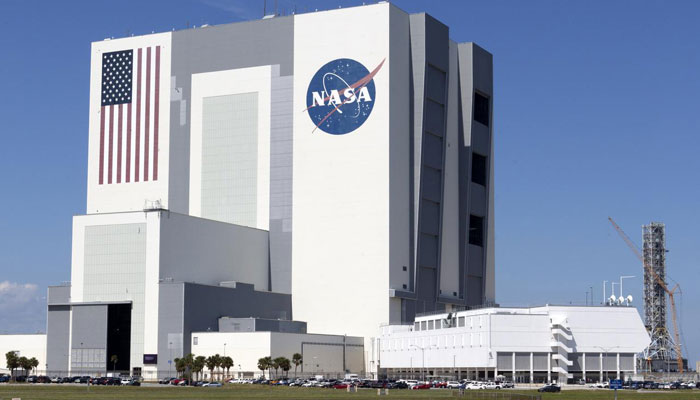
top-left (263, 0), bottom-right (266, 17)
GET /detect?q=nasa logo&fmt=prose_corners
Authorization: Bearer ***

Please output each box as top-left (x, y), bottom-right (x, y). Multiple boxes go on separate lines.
top-left (305, 58), bottom-right (385, 135)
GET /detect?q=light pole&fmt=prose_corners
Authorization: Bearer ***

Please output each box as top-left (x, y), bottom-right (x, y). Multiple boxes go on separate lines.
top-left (619, 276), bottom-right (635, 298)
top-left (169, 341), bottom-right (173, 378)
top-left (410, 344), bottom-right (429, 382)
top-left (603, 280), bottom-right (608, 304)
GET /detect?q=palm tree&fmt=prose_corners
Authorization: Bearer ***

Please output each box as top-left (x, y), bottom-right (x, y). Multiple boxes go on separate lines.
top-left (263, 356), bottom-right (273, 380)
top-left (205, 356), bottom-right (218, 381)
top-left (18, 357), bottom-right (31, 377)
top-left (29, 357), bottom-right (39, 375)
top-left (292, 353), bottom-right (302, 378)
top-left (279, 357), bottom-right (291, 378)
top-left (174, 357), bottom-right (185, 378)
top-left (110, 354), bottom-right (118, 371)
top-left (194, 356), bottom-right (206, 381)
top-left (272, 357), bottom-right (285, 379)
top-left (257, 357), bottom-right (269, 379)
top-left (5, 352), bottom-right (19, 380)
top-left (220, 356), bottom-right (233, 380)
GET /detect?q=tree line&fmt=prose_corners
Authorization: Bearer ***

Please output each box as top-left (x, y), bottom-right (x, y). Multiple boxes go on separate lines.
top-left (171, 353), bottom-right (303, 381)
top-left (5, 352), bottom-right (39, 378)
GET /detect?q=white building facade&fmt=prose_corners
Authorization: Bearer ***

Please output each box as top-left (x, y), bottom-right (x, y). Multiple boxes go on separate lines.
top-left (378, 305), bottom-right (650, 384)
top-left (42, 2), bottom-right (496, 378)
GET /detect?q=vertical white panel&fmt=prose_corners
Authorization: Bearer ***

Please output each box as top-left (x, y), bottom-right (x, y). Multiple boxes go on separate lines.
top-left (292, 3), bottom-right (392, 340)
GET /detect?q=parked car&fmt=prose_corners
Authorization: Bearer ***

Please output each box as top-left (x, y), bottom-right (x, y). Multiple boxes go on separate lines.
top-left (15, 376), bottom-right (27, 382)
top-left (466, 381), bottom-right (484, 390)
top-left (207, 382), bottom-right (223, 387)
top-left (36, 376), bottom-right (51, 384)
top-left (159, 377), bottom-right (175, 384)
top-left (446, 381), bottom-right (462, 389)
top-left (501, 381), bottom-right (515, 388)
top-left (26, 375), bottom-right (38, 383)
top-left (0, 375), bottom-right (9, 383)
top-left (387, 381), bottom-right (408, 389)
top-left (482, 382), bottom-right (502, 389)
top-left (412, 383), bottom-right (431, 390)
top-left (538, 384), bottom-right (561, 393)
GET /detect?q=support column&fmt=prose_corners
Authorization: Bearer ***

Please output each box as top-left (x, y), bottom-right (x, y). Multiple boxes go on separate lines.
top-left (547, 353), bottom-right (551, 383)
top-left (599, 353), bottom-right (603, 383)
top-left (529, 352), bottom-right (534, 384)
top-left (616, 353), bottom-right (620, 380)
top-left (512, 352), bottom-right (516, 383)
top-left (582, 352), bottom-right (586, 383)
top-left (633, 354), bottom-right (637, 375)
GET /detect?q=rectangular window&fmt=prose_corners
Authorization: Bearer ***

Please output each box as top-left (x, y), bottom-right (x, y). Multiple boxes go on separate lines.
top-left (474, 92), bottom-right (490, 126)
top-left (458, 316), bottom-right (465, 327)
top-left (471, 153), bottom-right (487, 186)
top-left (421, 321), bottom-right (427, 330)
top-left (469, 215), bottom-right (484, 247)
top-left (414, 322), bottom-right (420, 331)
top-left (428, 320), bottom-right (434, 330)
top-left (193, 337), bottom-right (198, 345)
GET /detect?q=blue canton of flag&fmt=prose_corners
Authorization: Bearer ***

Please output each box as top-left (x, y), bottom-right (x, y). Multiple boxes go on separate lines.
top-left (101, 50), bottom-right (133, 106)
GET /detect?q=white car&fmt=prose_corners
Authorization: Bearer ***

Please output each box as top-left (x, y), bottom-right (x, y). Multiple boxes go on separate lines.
top-left (446, 381), bottom-right (462, 389)
top-left (121, 378), bottom-right (133, 385)
top-left (301, 380), bottom-right (316, 387)
top-left (466, 381), bottom-right (484, 390)
top-left (482, 382), bottom-right (502, 389)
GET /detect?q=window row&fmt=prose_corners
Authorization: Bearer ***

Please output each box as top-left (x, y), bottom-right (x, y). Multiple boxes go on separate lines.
top-left (413, 315), bottom-right (484, 331)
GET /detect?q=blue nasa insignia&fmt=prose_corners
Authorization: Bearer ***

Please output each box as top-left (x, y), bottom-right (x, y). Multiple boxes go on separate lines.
top-left (305, 58), bottom-right (380, 135)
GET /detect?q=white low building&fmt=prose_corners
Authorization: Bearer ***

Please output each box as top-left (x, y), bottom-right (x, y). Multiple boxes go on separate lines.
top-left (0, 334), bottom-right (46, 375)
top-left (191, 330), bottom-right (364, 379)
top-left (377, 305), bottom-right (650, 384)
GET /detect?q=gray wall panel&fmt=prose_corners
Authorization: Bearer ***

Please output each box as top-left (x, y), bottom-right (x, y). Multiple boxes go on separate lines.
top-left (70, 304), bottom-right (109, 374)
top-left (46, 304), bottom-right (71, 375)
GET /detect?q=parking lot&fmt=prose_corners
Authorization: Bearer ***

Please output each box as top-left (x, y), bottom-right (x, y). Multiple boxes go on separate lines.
top-left (3, 378), bottom-right (700, 400)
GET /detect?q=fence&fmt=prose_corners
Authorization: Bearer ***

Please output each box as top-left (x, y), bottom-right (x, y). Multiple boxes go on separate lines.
top-left (453, 391), bottom-right (541, 400)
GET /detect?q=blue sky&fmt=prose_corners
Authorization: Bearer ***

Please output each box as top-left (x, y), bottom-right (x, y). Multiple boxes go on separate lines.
top-left (1, 0), bottom-right (698, 366)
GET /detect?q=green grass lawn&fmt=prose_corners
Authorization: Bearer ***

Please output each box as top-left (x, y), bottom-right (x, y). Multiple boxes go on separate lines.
top-left (0, 385), bottom-right (699, 400)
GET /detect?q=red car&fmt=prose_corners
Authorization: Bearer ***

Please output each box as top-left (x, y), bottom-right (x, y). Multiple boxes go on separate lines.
top-left (412, 383), bottom-right (431, 390)
top-left (434, 381), bottom-right (448, 388)
top-left (333, 383), bottom-right (349, 389)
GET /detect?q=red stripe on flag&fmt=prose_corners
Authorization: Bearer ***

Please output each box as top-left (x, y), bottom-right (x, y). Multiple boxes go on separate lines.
top-left (144, 47), bottom-right (151, 182)
top-left (153, 46), bottom-right (160, 181)
top-left (117, 104), bottom-right (123, 183)
top-left (135, 48), bottom-right (142, 182)
top-left (99, 106), bottom-right (105, 185)
top-left (108, 106), bottom-right (114, 184)
top-left (126, 101), bottom-right (132, 183)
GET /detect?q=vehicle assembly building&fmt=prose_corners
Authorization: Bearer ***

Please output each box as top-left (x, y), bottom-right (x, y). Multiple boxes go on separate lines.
top-left (0, 2), bottom-right (650, 383)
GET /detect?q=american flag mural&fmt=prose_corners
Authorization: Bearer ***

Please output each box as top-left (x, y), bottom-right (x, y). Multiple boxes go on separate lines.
top-left (99, 46), bottom-right (161, 184)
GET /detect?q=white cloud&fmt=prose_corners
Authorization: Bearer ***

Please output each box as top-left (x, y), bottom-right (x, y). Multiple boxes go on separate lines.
top-left (0, 281), bottom-right (45, 334)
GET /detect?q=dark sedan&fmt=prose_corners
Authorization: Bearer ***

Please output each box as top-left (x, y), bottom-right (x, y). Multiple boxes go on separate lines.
top-left (538, 384), bottom-right (561, 392)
